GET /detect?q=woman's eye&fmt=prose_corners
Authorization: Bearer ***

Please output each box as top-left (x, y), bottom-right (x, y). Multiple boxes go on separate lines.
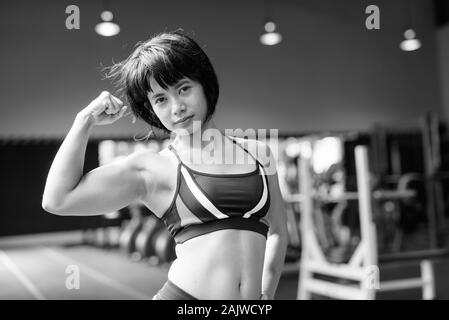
top-left (180, 86), bottom-right (191, 94)
top-left (155, 97), bottom-right (166, 104)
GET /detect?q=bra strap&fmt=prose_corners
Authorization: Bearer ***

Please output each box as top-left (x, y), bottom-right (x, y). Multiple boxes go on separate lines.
top-left (167, 145), bottom-right (183, 164)
top-left (226, 136), bottom-right (261, 166)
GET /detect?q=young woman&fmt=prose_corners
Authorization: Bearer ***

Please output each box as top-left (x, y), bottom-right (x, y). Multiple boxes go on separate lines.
top-left (42, 31), bottom-right (288, 300)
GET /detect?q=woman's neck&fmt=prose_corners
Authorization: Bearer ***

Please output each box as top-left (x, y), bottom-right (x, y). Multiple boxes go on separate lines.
top-left (172, 119), bottom-right (225, 153)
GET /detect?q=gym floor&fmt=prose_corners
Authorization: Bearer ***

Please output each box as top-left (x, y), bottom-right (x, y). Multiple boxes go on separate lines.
top-left (2, 233), bottom-right (449, 300)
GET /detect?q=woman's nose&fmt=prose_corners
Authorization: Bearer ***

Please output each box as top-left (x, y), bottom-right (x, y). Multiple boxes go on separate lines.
top-left (172, 100), bottom-right (186, 116)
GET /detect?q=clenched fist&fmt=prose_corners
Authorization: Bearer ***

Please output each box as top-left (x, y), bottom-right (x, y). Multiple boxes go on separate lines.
top-left (77, 91), bottom-right (130, 126)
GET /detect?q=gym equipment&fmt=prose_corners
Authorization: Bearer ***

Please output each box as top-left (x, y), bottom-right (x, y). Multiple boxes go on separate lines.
top-left (286, 206), bottom-right (301, 246)
top-left (118, 204), bottom-right (144, 258)
top-left (295, 146), bottom-right (436, 300)
top-left (285, 244), bottom-right (301, 263)
top-left (135, 215), bottom-right (165, 260)
top-left (370, 112), bottom-right (449, 250)
top-left (152, 228), bottom-right (176, 264)
top-left (81, 228), bottom-right (98, 246)
top-left (374, 173), bottom-right (426, 253)
top-left (421, 112), bottom-right (448, 248)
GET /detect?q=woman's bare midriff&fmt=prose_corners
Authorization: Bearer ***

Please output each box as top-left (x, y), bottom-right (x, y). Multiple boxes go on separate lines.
top-left (168, 229), bottom-right (266, 300)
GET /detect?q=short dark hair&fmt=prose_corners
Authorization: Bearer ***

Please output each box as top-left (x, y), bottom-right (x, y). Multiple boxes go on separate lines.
top-left (106, 31), bottom-right (219, 134)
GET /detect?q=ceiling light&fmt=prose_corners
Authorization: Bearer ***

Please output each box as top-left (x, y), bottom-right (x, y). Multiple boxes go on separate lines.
top-left (95, 10), bottom-right (120, 37)
top-left (260, 20), bottom-right (282, 46)
top-left (400, 28), bottom-right (421, 51)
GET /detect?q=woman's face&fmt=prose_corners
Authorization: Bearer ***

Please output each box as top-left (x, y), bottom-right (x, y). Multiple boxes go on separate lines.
top-left (147, 77), bottom-right (208, 136)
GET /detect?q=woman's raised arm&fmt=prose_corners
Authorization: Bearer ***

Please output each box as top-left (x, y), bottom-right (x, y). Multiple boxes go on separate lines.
top-left (42, 91), bottom-right (150, 216)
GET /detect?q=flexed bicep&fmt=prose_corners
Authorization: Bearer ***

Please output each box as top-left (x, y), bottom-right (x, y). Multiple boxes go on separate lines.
top-left (46, 154), bottom-right (150, 216)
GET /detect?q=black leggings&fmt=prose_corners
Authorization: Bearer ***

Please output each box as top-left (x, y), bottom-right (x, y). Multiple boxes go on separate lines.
top-left (152, 280), bottom-right (199, 300)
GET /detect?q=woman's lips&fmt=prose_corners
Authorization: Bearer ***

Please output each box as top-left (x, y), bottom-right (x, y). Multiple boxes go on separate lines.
top-left (174, 115), bottom-right (194, 124)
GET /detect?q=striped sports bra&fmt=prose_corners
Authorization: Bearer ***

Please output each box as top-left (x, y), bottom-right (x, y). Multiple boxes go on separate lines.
top-left (160, 137), bottom-right (270, 244)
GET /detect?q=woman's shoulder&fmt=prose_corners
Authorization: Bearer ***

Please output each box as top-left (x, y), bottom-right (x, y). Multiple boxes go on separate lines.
top-left (123, 147), bottom-right (177, 174)
top-left (229, 136), bottom-right (259, 149)
top-left (229, 136), bottom-right (273, 168)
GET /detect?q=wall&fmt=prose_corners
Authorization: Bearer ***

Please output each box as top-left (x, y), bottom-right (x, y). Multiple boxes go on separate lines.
top-left (0, 0), bottom-right (443, 139)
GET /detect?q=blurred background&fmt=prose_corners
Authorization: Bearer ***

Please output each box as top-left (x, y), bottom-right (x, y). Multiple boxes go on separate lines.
top-left (1, 0), bottom-right (449, 300)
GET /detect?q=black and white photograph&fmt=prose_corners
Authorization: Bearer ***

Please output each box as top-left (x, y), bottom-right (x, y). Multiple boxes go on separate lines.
top-left (1, 0), bottom-right (449, 305)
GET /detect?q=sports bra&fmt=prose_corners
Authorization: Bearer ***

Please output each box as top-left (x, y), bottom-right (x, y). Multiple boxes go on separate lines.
top-left (159, 136), bottom-right (270, 244)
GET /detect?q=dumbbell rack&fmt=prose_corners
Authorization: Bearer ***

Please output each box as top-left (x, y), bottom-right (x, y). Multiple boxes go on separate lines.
top-left (290, 146), bottom-right (436, 300)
